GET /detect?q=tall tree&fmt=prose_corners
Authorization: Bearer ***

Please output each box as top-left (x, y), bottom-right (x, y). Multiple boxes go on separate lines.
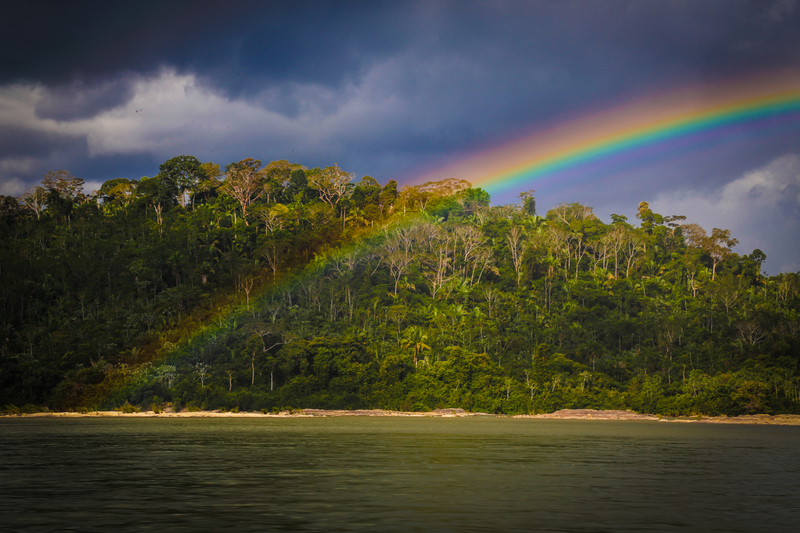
top-left (682, 223), bottom-right (738, 280)
top-left (307, 165), bottom-right (353, 209)
top-left (507, 225), bottom-right (526, 287)
top-left (20, 186), bottom-right (47, 219)
top-left (159, 155), bottom-right (202, 208)
top-left (220, 158), bottom-right (265, 225)
top-left (42, 170), bottom-right (85, 201)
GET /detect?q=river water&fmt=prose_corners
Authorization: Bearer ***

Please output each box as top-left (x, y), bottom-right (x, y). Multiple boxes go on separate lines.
top-left (0, 416), bottom-right (798, 532)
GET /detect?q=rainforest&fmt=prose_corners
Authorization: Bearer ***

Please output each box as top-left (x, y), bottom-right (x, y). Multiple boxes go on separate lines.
top-left (1, 156), bottom-right (798, 416)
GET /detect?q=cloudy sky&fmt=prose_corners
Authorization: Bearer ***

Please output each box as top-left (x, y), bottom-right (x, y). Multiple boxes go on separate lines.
top-left (1, 0), bottom-right (799, 273)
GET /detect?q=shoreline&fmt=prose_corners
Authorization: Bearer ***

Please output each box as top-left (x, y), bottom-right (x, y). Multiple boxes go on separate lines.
top-left (4, 408), bottom-right (800, 425)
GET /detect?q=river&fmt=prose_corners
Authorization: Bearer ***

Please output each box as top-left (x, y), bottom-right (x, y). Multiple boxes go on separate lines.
top-left (1, 416), bottom-right (798, 531)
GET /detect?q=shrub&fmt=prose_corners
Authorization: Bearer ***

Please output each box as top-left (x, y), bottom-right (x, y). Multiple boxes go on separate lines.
top-left (118, 402), bottom-right (139, 413)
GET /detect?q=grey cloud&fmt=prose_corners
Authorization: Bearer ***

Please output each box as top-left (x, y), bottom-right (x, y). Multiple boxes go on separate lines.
top-left (0, 126), bottom-right (87, 159)
top-left (648, 154), bottom-right (800, 274)
top-left (1, 1), bottom-right (799, 269)
top-left (34, 78), bottom-right (136, 121)
top-left (765, 0), bottom-right (798, 23)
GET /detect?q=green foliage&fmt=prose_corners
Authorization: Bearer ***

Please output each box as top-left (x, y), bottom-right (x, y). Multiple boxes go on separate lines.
top-left (118, 402), bottom-right (139, 413)
top-left (2, 159), bottom-right (799, 417)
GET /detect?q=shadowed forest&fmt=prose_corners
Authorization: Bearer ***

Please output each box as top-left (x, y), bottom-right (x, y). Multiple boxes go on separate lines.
top-left (1, 156), bottom-right (799, 415)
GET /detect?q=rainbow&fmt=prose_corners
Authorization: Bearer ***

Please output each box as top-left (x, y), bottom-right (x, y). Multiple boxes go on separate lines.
top-left (409, 70), bottom-right (800, 200)
top-left (94, 71), bottom-right (800, 408)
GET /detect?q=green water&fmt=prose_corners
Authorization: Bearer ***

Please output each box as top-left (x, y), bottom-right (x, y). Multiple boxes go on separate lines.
top-left (0, 417), bottom-right (798, 532)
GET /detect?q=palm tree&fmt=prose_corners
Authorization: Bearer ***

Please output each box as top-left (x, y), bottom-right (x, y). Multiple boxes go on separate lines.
top-left (401, 325), bottom-right (431, 369)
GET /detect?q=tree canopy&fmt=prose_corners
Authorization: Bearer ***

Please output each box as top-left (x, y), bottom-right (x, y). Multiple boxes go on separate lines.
top-left (1, 158), bottom-right (798, 417)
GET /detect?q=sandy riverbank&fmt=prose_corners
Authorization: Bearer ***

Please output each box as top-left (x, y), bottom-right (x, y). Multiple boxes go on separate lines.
top-left (4, 407), bottom-right (483, 419)
top-left (515, 408), bottom-right (800, 425)
top-left (5, 408), bottom-right (800, 424)
top-left (518, 409), bottom-right (800, 425)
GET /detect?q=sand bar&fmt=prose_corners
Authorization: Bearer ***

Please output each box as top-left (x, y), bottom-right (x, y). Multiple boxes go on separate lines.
top-left (4, 408), bottom-right (800, 424)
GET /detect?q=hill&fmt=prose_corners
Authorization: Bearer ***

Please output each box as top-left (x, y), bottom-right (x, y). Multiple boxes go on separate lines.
top-left (1, 157), bottom-right (799, 415)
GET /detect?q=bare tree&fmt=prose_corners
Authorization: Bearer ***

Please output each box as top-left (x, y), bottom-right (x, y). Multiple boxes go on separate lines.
top-left (20, 186), bottom-right (47, 219)
top-left (419, 224), bottom-right (454, 299)
top-left (258, 239), bottom-right (288, 279)
top-left (238, 276), bottom-right (255, 311)
top-left (737, 321), bottom-right (766, 346)
top-left (506, 225), bottom-right (526, 287)
top-left (307, 165), bottom-right (353, 209)
top-left (251, 328), bottom-right (293, 388)
top-left (383, 231), bottom-right (415, 295)
top-left (220, 158), bottom-right (265, 224)
top-left (194, 362), bottom-right (212, 389)
top-left (254, 204), bottom-right (290, 233)
top-left (621, 230), bottom-right (646, 278)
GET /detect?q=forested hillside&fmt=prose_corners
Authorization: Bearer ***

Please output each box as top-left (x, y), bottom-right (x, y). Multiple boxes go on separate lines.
top-left (1, 156), bottom-right (799, 416)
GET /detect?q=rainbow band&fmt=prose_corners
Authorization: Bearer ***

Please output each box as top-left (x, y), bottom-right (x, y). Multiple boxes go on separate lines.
top-left (410, 71), bottom-right (800, 198)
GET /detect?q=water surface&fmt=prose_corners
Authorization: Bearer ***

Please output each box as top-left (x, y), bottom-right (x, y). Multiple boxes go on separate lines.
top-left (1, 417), bottom-right (798, 532)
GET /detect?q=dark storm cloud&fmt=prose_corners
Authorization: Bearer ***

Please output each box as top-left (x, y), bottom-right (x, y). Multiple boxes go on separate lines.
top-left (0, 0), bottom-right (223, 86)
top-left (1, 1), bottom-right (800, 270)
top-left (4, 1), bottom-right (798, 141)
top-left (5, 1), bottom-right (796, 98)
top-left (0, 126), bottom-right (86, 159)
top-left (0, 1), bottom-right (419, 91)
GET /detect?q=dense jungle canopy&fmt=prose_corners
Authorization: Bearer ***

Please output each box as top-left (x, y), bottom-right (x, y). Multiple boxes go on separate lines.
top-left (1, 156), bottom-right (799, 416)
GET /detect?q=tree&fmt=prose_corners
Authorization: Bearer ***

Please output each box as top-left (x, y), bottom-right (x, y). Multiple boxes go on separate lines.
top-left (0, 195), bottom-right (23, 223)
top-left (307, 165), bottom-right (353, 209)
top-left (42, 170), bottom-right (85, 201)
top-left (682, 223), bottom-right (738, 280)
top-left (519, 190), bottom-right (536, 216)
top-left (20, 186), bottom-right (47, 219)
top-left (461, 187), bottom-right (491, 213)
top-left (262, 160), bottom-right (304, 203)
top-left (220, 158), bottom-right (265, 224)
top-left (194, 362), bottom-right (212, 389)
top-left (707, 228), bottom-right (739, 281)
top-left (507, 225), bottom-right (526, 287)
top-left (621, 229), bottom-right (646, 278)
top-left (258, 236), bottom-right (291, 278)
top-left (159, 155), bottom-right (203, 208)
top-left (254, 204), bottom-right (291, 234)
top-left (98, 178), bottom-right (138, 210)
top-left (379, 180), bottom-right (398, 215)
top-left (249, 328), bottom-right (293, 387)
top-left (402, 325), bottom-right (430, 368)
top-left (285, 169), bottom-right (308, 201)
top-left (196, 162), bottom-right (222, 202)
top-left (383, 230), bottom-right (415, 296)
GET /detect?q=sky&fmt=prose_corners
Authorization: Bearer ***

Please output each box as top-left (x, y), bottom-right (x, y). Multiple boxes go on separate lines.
top-left (1, 0), bottom-right (799, 273)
